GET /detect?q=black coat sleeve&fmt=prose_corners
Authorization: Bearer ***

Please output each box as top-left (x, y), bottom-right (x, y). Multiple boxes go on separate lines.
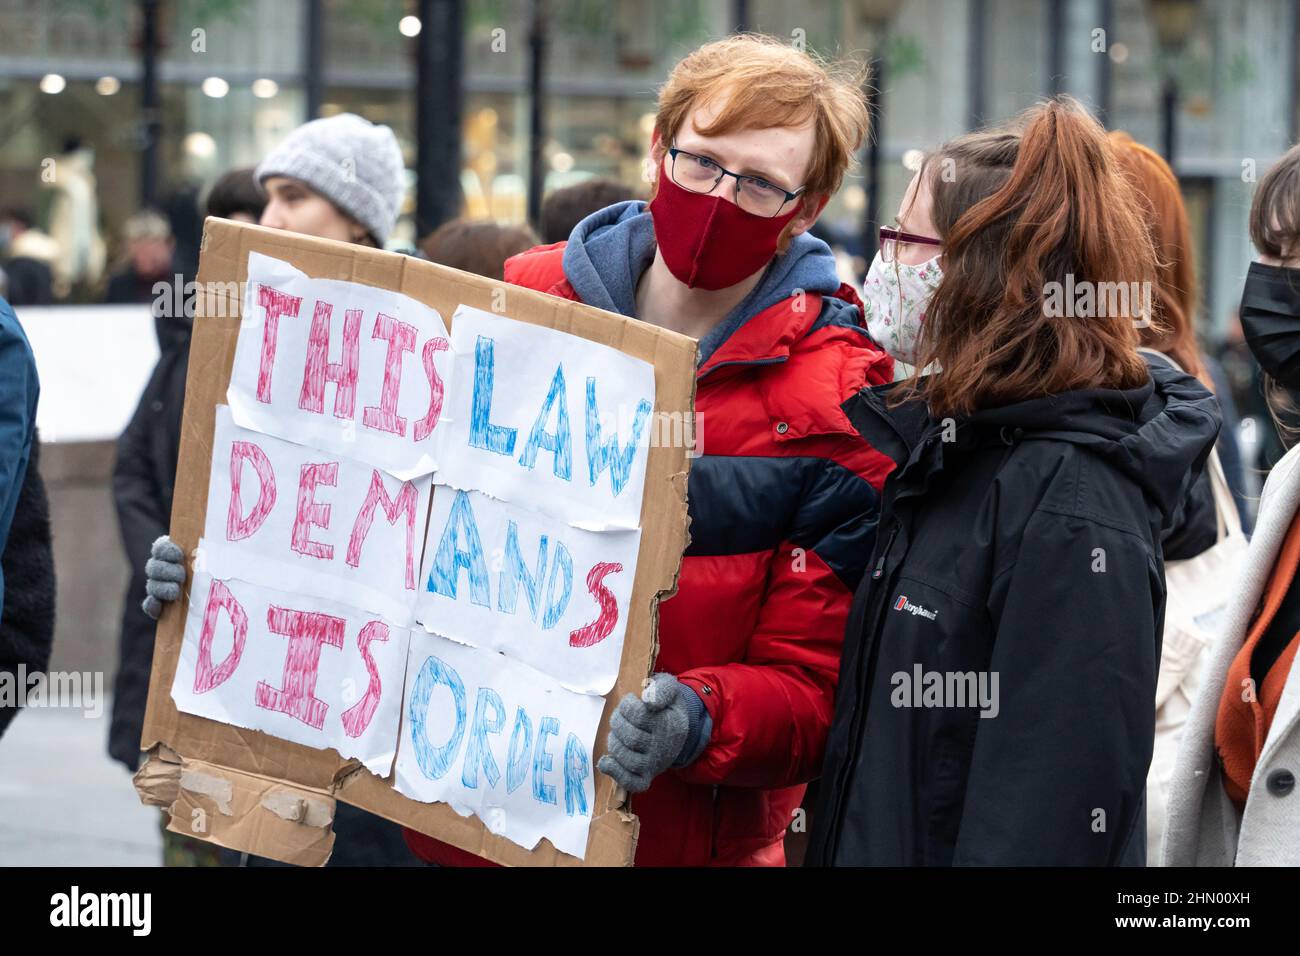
top-left (0, 439), bottom-right (55, 737)
top-left (1161, 466), bottom-right (1218, 562)
top-left (952, 509), bottom-right (1161, 866)
top-left (108, 359), bottom-right (178, 769)
top-left (112, 378), bottom-right (170, 575)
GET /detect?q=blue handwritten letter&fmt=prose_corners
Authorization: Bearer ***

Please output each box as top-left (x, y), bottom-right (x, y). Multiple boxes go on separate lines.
top-left (506, 706), bottom-right (533, 795)
top-left (427, 490), bottom-right (490, 607)
top-left (563, 732), bottom-right (591, 818)
top-left (541, 542), bottom-right (573, 630)
top-left (409, 655), bottom-right (467, 781)
top-left (461, 686), bottom-right (506, 789)
top-left (533, 716), bottom-right (559, 805)
top-left (469, 335), bottom-right (517, 456)
top-left (585, 377), bottom-right (652, 497)
top-left (518, 364), bottom-right (573, 480)
top-left (498, 520), bottom-right (549, 620)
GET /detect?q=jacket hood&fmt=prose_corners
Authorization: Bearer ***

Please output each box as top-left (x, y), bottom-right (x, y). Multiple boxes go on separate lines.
top-left (860, 355), bottom-right (1221, 526)
top-left (560, 199), bottom-right (850, 366)
top-left (965, 357), bottom-right (1220, 521)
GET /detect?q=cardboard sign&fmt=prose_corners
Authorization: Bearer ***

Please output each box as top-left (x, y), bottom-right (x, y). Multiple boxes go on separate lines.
top-left (394, 631), bottom-right (605, 857)
top-left (414, 487), bottom-right (640, 695)
top-left (434, 305), bottom-right (655, 531)
top-left (202, 405), bottom-right (431, 626)
top-left (173, 571), bottom-right (410, 776)
top-left (228, 252), bottom-right (453, 480)
top-left (136, 219), bottom-right (696, 867)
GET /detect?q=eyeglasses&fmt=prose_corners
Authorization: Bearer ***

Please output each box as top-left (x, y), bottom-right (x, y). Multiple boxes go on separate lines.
top-left (666, 146), bottom-right (805, 218)
top-left (880, 225), bottom-right (942, 263)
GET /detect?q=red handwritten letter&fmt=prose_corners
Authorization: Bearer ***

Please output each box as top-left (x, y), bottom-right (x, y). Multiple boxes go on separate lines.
top-left (291, 462), bottom-right (339, 560)
top-left (346, 470), bottom-right (419, 589)
top-left (341, 620), bottom-right (389, 738)
top-left (299, 301), bottom-right (361, 418)
top-left (413, 336), bottom-right (449, 442)
top-left (256, 284), bottom-right (303, 404)
top-left (227, 441), bottom-right (277, 541)
top-left (193, 580), bottom-right (248, 693)
top-left (255, 606), bottom-right (346, 730)
top-left (362, 313), bottom-right (417, 436)
top-left (568, 562), bottom-right (623, 648)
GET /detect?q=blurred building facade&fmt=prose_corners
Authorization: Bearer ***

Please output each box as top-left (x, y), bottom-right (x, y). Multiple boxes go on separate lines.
top-left (0, 0), bottom-right (1295, 332)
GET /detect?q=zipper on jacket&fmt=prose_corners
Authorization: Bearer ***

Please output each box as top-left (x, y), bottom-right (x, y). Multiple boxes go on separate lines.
top-left (870, 524), bottom-right (898, 581)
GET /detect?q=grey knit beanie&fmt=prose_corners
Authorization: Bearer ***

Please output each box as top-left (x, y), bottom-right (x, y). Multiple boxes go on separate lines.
top-left (256, 113), bottom-right (406, 246)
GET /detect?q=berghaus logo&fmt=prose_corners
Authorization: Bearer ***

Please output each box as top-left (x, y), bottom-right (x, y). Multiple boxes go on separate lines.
top-left (893, 595), bottom-right (938, 620)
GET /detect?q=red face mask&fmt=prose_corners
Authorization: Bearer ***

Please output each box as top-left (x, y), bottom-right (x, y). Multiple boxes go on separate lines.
top-left (648, 168), bottom-right (802, 291)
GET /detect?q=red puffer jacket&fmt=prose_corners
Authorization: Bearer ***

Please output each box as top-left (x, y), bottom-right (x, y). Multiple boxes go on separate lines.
top-left (404, 240), bottom-right (894, 866)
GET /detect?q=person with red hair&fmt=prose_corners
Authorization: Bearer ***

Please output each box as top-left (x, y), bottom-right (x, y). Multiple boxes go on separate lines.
top-left (405, 33), bottom-right (896, 867)
top-left (1107, 130), bottom-right (1248, 864)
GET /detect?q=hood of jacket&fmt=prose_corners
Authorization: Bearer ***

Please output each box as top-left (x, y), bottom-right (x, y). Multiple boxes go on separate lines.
top-left (859, 355), bottom-right (1222, 530)
top-left (559, 199), bottom-right (855, 367)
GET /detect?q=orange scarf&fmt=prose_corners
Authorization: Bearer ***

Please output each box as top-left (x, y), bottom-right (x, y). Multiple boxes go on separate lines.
top-left (1215, 513), bottom-right (1300, 806)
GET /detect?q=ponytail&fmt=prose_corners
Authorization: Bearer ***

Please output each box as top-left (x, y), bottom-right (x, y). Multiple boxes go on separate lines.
top-left (904, 96), bottom-right (1158, 417)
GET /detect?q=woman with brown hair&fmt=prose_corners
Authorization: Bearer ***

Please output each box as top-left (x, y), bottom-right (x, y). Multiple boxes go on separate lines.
top-left (1106, 132), bottom-right (1250, 865)
top-left (1107, 131), bottom-right (1206, 382)
top-left (1164, 143), bottom-right (1300, 866)
top-left (1107, 132), bottom-right (1248, 529)
top-left (806, 98), bottom-right (1222, 866)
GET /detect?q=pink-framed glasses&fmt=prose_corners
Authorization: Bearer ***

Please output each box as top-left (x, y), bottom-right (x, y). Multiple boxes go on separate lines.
top-left (880, 225), bottom-right (942, 263)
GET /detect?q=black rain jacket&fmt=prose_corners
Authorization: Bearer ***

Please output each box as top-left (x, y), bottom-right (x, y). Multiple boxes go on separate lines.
top-left (806, 356), bottom-right (1222, 866)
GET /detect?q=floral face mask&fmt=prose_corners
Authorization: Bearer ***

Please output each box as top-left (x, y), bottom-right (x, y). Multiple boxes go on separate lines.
top-left (861, 250), bottom-right (943, 366)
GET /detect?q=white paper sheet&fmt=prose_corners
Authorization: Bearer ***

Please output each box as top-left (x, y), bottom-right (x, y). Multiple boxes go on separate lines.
top-left (413, 486), bottom-right (640, 695)
top-left (172, 569), bottom-right (412, 776)
top-left (228, 252), bottom-right (453, 480)
top-left (393, 631), bottom-right (604, 858)
top-left (432, 305), bottom-right (656, 530)
top-left (200, 405), bottom-right (430, 627)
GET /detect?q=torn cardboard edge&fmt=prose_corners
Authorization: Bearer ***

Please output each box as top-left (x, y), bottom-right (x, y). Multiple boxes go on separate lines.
top-left (143, 750), bottom-right (338, 868)
top-left (137, 219), bottom-right (694, 867)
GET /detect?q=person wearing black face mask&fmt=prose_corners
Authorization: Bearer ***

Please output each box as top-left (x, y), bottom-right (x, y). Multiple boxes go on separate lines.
top-left (1164, 145), bottom-right (1300, 866)
top-left (1241, 262), bottom-right (1300, 387)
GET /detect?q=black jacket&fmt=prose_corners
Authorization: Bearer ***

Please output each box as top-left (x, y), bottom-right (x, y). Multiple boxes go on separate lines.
top-left (806, 357), bottom-right (1222, 866)
top-left (1147, 350), bottom-right (1221, 562)
top-left (0, 437), bottom-right (55, 737)
top-left (108, 317), bottom-right (189, 770)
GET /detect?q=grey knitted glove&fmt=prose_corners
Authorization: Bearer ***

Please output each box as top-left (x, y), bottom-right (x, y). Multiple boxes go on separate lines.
top-left (142, 535), bottom-right (187, 621)
top-left (596, 672), bottom-right (712, 794)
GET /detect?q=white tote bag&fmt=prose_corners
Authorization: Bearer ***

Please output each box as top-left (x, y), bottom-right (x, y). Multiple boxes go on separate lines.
top-left (1146, 448), bottom-right (1249, 865)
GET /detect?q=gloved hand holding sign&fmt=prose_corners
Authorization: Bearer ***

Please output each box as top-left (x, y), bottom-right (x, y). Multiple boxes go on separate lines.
top-left (596, 672), bottom-right (712, 794)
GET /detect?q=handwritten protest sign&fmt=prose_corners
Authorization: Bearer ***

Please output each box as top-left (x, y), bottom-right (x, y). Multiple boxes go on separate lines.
top-left (415, 487), bottom-right (640, 694)
top-left (138, 220), bottom-right (694, 867)
top-left (173, 570), bottom-right (410, 776)
top-left (394, 631), bottom-right (604, 857)
top-left (434, 305), bottom-right (656, 531)
top-left (229, 252), bottom-right (453, 480)
top-left (201, 405), bottom-right (430, 626)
